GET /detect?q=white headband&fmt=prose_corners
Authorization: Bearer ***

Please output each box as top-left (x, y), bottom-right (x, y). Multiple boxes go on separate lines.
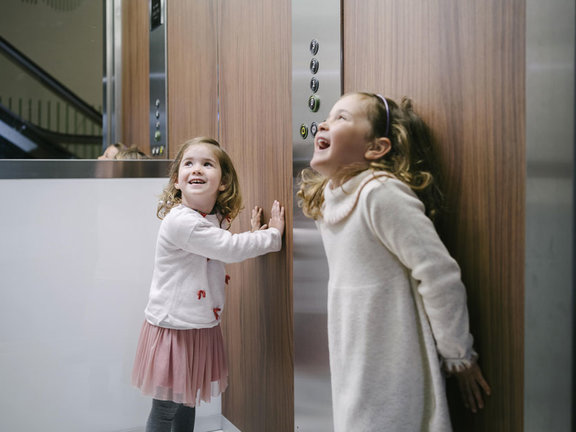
top-left (376, 94), bottom-right (390, 137)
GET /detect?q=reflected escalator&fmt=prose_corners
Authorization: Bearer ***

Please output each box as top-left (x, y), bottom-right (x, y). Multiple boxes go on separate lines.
top-left (0, 35), bottom-right (102, 159)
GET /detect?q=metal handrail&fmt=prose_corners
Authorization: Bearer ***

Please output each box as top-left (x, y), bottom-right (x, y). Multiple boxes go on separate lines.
top-left (0, 35), bottom-right (102, 126)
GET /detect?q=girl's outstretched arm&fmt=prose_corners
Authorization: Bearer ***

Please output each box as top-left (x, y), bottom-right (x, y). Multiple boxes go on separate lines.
top-left (453, 362), bottom-right (491, 413)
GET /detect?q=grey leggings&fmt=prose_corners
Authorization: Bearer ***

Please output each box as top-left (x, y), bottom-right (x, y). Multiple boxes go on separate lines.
top-left (146, 399), bottom-right (196, 432)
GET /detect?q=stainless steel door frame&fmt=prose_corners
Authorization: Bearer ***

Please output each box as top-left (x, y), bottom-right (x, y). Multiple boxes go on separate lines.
top-left (524, 0), bottom-right (575, 429)
top-left (292, 1), bottom-right (341, 430)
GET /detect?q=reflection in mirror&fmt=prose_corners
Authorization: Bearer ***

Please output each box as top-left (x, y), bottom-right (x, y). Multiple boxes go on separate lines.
top-left (0, 0), bottom-right (103, 159)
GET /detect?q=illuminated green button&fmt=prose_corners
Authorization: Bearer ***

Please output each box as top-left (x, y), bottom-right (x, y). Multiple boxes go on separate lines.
top-left (308, 95), bottom-right (320, 112)
top-left (154, 130), bottom-right (162, 142)
top-left (300, 124), bottom-right (309, 139)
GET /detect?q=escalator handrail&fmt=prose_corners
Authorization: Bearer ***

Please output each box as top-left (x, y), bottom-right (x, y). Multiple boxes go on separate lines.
top-left (0, 35), bottom-right (102, 126)
top-left (0, 102), bottom-right (101, 145)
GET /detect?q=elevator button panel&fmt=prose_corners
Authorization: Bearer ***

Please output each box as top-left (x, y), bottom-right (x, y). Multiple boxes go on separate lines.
top-left (291, 2), bottom-right (341, 430)
top-left (149, 0), bottom-right (168, 158)
top-left (293, 32), bottom-right (340, 147)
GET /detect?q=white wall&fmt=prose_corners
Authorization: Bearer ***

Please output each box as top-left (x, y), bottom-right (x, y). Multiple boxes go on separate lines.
top-left (0, 178), bottom-right (222, 432)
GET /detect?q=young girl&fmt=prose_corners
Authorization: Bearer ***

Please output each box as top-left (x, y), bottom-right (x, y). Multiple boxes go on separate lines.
top-left (132, 137), bottom-right (285, 432)
top-left (298, 92), bottom-right (491, 431)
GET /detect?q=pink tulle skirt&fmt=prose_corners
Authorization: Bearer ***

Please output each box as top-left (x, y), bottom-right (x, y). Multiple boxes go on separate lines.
top-left (131, 321), bottom-right (228, 407)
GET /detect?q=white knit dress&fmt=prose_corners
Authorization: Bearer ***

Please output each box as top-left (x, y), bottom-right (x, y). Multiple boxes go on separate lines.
top-left (317, 170), bottom-right (476, 432)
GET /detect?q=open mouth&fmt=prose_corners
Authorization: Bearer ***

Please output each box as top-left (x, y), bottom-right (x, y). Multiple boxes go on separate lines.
top-left (315, 137), bottom-right (330, 150)
top-left (189, 179), bottom-right (206, 184)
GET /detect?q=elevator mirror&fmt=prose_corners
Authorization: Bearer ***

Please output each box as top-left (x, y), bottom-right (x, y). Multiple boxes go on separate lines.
top-left (0, 0), bottom-right (169, 178)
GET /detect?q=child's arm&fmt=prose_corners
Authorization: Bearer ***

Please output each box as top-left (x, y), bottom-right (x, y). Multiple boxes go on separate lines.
top-left (364, 178), bottom-right (490, 409)
top-left (169, 201), bottom-right (284, 263)
top-left (366, 180), bottom-right (474, 361)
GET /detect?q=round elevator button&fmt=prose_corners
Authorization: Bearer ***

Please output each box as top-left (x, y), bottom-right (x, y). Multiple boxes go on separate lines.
top-left (308, 95), bottom-right (320, 112)
top-left (310, 122), bottom-right (318, 137)
top-left (300, 124), bottom-right (309, 139)
top-left (310, 77), bottom-right (319, 93)
top-left (310, 39), bottom-right (319, 55)
top-left (310, 58), bottom-right (319, 74)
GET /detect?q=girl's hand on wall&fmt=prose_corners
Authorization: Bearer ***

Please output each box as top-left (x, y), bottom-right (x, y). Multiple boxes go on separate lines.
top-left (454, 362), bottom-right (492, 413)
top-left (268, 200), bottom-right (285, 235)
top-left (251, 206), bottom-right (266, 231)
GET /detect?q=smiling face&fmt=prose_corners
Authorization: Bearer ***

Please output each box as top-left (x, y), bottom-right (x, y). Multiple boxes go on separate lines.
top-left (310, 94), bottom-right (375, 182)
top-left (174, 143), bottom-right (225, 213)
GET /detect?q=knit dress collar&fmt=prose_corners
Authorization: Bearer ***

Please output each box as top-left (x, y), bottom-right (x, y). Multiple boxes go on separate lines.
top-left (323, 169), bottom-right (391, 225)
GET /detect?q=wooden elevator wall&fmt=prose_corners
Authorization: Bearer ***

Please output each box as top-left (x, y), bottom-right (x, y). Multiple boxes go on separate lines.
top-left (218, 1), bottom-right (293, 431)
top-left (164, 1), bottom-right (293, 430)
top-left (166, 0), bottom-right (219, 152)
top-left (343, 0), bottom-right (525, 431)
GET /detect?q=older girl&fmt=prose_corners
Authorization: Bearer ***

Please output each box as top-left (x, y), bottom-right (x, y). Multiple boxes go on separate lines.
top-left (298, 93), bottom-right (490, 431)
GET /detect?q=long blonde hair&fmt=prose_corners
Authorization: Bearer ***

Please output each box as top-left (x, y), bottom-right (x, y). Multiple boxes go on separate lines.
top-left (298, 93), bottom-right (443, 221)
top-left (157, 137), bottom-right (243, 223)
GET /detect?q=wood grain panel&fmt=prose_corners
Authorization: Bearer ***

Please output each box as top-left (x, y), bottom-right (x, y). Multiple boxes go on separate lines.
top-left (343, 1), bottom-right (525, 431)
top-left (218, 0), bottom-right (293, 430)
top-left (166, 0), bottom-right (218, 158)
top-left (121, 0), bottom-right (149, 152)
